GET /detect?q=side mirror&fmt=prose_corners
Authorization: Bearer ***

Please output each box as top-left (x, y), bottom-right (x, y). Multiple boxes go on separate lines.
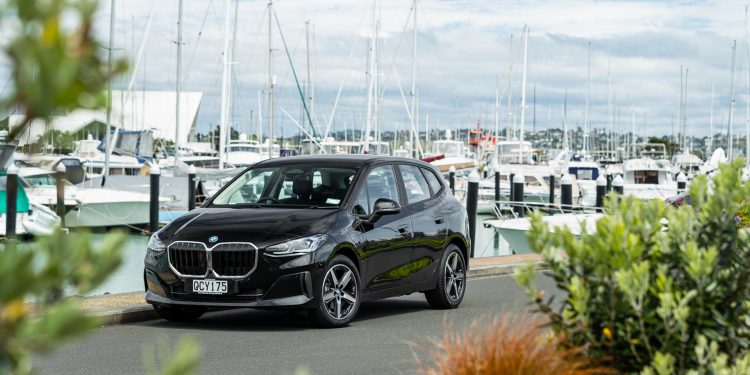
top-left (372, 198), bottom-right (400, 217)
top-left (354, 198), bottom-right (400, 228)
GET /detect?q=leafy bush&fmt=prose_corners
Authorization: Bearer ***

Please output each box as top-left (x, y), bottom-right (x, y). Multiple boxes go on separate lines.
top-left (415, 314), bottom-right (612, 375)
top-left (516, 160), bottom-right (750, 373)
top-left (0, 229), bottom-right (125, 374)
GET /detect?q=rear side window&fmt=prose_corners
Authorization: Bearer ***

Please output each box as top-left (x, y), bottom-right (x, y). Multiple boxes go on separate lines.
top-left (398, 165), bottom-right (431, 204)
top-left (421, 168), bottom-right (443, 195)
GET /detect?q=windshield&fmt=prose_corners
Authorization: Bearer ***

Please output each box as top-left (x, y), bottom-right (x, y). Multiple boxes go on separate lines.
top-left (24, 175), bottom-right (57, 187)
top-left (211, 165), bottom-right (358, 208)
top-left (433, 142), bottom-right (463, 156)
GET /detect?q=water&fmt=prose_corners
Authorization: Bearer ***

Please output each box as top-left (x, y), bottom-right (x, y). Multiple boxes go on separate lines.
top-left (88, 214), bottom-right (511, 296)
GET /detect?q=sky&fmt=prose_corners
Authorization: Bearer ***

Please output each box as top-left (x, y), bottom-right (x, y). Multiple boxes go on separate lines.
top-left (6, 0), bottom-right (750, 140)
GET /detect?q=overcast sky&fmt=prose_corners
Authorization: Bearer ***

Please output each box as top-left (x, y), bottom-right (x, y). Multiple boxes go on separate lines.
top-left (35, 1), bottom-right (750, 138)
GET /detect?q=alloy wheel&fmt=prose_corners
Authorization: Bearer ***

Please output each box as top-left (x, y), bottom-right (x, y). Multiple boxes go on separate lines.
top-left (322, 264), bottom-right (358, 320)
top-left (444, 252), bottom-right (465, 302)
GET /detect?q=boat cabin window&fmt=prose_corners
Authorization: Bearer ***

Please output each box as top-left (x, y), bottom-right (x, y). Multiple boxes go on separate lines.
top-left (24, 175), bottom-right (57, 187)
top-left (634, 170), bottom-right (660, 184)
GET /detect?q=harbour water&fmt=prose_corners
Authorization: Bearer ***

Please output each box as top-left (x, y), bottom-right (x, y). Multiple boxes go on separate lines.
top-left (87, 214), bottom-right (510, 296)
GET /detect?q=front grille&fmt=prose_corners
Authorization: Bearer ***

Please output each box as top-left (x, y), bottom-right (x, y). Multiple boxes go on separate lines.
top-left (167, 241), bottom-right (257, 278)
top-left (212, 243), bottom-right (257, 277)
top-left (169, 242), bottom-right (208, 276)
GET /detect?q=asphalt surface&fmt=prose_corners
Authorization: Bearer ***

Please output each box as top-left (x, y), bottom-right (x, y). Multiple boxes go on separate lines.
top-left (34, 274), bottom-right (558, 375)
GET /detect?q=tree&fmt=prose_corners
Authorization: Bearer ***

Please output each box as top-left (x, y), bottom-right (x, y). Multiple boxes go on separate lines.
top-left (516, 159), bottom-right (750, 373)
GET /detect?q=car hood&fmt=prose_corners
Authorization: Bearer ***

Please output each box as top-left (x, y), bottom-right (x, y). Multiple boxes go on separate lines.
top-left (160, 207), bottom-right (341, 248)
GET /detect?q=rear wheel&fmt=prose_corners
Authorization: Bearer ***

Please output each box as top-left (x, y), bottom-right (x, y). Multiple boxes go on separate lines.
top-left (309, 256), bottom-right (361, 328)
top-left (153, 304), bottom-right (207, 322)
top-left (425, 245), bottom-right (466, 309)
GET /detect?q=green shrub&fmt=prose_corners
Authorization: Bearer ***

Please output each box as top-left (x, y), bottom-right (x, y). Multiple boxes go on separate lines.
top-left (516, 159), bottom-right (750, 373)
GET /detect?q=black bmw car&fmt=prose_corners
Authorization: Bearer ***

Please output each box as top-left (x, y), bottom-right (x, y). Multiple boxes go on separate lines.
top-left (144, 155), bottom-right (470, 327)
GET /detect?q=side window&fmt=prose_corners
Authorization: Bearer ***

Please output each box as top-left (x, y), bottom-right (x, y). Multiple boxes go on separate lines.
top-left (353, 185), bottom-right (370, 216)
top-left (421, 168), bottom-right (443, 196)
top-left (398, 165), bottom-right (431, 205)
top-left (366, 165), bottom-right (400, 212)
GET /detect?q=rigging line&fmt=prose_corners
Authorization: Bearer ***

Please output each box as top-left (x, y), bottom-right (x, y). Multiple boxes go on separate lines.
top-left (377, 3), bottom-right (414, 99)
top-left (183, 0), bottom-right (216, 84)
top-left (273, 8), bottom-right (318, 138)
top-left (324, 0), bottom-right (372, 138)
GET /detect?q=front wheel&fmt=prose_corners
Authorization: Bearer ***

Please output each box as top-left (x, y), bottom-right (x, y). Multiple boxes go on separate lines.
top-left (309, 255), bottom-right (361, 328)
top-left (153, 304), bottom-right (207, 322)
top-left (424, 245), bottom-right (466, 309)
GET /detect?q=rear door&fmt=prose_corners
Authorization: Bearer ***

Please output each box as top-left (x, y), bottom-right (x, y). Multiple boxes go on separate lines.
top-left (356, 164), bottom-right (414, 292)
top-left (396, 164), bottom-right (448, 286)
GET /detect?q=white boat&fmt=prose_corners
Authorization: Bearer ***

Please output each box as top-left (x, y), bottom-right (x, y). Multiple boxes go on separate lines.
top-left (301, 137), bottom-right (363, 155)
top-left (426, 131), bottom-right (477, 174)
top-left (621, 158), bottom-right (678, 200)
top-left (20, 167), bottom-right (162, 228)
top-left (0, 194), bottom-right (60, 237)
top-left (223, 134), bottom-right (279, 167)
top-left (671, 152), bottom-right (703, 178)
top-left (484, 213), bottom-right (604, 253)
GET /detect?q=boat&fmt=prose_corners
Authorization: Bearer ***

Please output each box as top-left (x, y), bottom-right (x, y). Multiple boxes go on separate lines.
top-left (620, 158), bottom-right (678, 200)
top-left (222, 134), bottom-right (279, 168)
top-left (484, 212), bottom-right (604, 254)
top-left (20, 167), bottom-right (163, 228)
top-left (426, 130), bottom-right (477, 174)
top-left (671, 152), bottom-right (703, 178)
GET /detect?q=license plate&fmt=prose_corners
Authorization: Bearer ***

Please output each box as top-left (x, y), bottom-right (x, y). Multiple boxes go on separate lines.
top-left (191, 279), bottom-right (228, 295)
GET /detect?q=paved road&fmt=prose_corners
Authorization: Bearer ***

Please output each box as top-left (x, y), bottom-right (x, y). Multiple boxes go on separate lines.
top-left (35, 274), bottom-right (558, 375)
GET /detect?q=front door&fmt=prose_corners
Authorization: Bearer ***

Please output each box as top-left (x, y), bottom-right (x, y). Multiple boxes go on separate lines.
top-left (397, 164), bottom-right (448, 286)
top-left (355, 164), bottom-right (413, 292)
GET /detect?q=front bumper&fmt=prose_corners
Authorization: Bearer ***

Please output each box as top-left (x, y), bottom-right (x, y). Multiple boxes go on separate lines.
top-left (144, 251), bottom-right (322, 309)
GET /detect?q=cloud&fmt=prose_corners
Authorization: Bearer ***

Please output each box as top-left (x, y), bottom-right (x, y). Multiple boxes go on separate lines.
top-left (57, 0), bottom-right (750, 140)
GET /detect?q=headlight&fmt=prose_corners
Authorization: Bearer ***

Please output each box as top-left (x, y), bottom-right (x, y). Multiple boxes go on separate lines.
top-left (147, 233), bottom-right (166, 254)
top-left (265, 234), bottom-right (327, 257)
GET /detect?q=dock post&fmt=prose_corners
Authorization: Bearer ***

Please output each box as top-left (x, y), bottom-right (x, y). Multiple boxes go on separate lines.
top-left (596, 175), bottom-right (607, 210)
top-left (606, 173), bottom-right (613, 192)
top-left (512, 173), bottom-right (525, 218)
top-left (613, 174), bottom-right (624, 195)
top-left (466, 170), bottom-right (479, 258)
top-left (560, 173), bottom-right (573, 211)
top-left (677, 172), bottom-right (687, 192)
top-left (188, 165), bottom-right (197, 211)
top-left (494, 171), bottom-right (500, 212)
top-left (449, 165), bottom-right (456, 195)
top-left (55, 163), bottom-right (66, 227)
top-left (548, 173), bottom-right (556, 204)
top-left (150, 165), bottom-right (160, 233)
top-left (509, 172), bottom-right (515, 205)
top-left (6, 165), bottom-right (18, 238)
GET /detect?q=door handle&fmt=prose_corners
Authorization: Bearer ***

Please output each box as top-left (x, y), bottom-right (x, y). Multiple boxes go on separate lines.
top-left (434, 216), bottom-right (444, 224)
top-left (397, 224), bottom-right (409, 234)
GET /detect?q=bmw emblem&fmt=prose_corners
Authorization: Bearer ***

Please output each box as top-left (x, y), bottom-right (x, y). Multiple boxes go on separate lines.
top-left (208, 235), bottom-right (219, 244)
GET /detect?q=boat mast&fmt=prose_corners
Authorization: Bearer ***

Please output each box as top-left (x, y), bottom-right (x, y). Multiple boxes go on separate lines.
top-left (562, 89), bottom-right (568, 151)
top-left (709, 83), bottom-right (714, 155)
top-left (363, 1), bottom-right (376, 155)
top-left (102, 0), bottom-right (115, 186)
top-left (607, 60), bottom-right (612, 155)
top-left (218, 0), bottom-right (232, 169)
top-left (583, 41), bottom-right (591, 155)
top-left (494, 77), bottom-right (499, 144)
top-left (176, 0), bottom-right (184, 160)
top-left (729, 40), bottom-right (737, 160)
top-left (745, 5), bottom-right (750, 165)
top-left (518, 25), bottom-right (529, 163)
top-left (683, 67), bottom-right (689, 153)
top-left (268, 0), bottom-right (275, 159)
top-left (506, 35), bottom-right (514, 141)
top-left (305, 20), bottom-right (314, 137)
top-left (409, 0), bottom-right (418, 158)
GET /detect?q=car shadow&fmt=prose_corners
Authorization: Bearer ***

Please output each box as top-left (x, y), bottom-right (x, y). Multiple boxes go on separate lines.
top-left (139, 296), bottom-right (434, 332)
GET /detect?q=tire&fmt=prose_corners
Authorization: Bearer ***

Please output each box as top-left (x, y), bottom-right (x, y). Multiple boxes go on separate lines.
top-left (424, 245), bottom-right (466, 309)
top-left (153, 304), bottom-right (207, 322)
top-left (309, 255), bottom-right (361, 328)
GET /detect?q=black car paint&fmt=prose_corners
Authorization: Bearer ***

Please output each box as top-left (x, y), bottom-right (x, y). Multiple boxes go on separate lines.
top-left (144, 155), bottom-right (469, 310)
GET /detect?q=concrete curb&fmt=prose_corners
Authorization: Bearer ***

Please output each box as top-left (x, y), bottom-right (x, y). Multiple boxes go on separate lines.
top-left (89, 260), bottom-right (546, 327)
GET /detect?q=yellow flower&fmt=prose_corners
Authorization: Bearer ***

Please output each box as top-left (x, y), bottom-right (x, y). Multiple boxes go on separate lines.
top-left (602, 327), bottom-right (613, 339)
top-left (1, 299), bottom-right (27, 323)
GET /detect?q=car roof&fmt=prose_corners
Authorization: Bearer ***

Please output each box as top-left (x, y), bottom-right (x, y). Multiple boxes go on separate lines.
top-left (254, 154), bottom-right (436, 169)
